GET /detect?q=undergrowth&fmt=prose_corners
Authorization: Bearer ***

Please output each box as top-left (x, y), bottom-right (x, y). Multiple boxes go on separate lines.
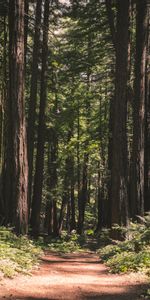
top-left (1, 213), bottom-right (150, 286)
top-left (39, 230), bottom-right (88, 253)
top-left (0, 227), bottom-right (42, 278)
top-left (97, 213), bottom-right (150, 277)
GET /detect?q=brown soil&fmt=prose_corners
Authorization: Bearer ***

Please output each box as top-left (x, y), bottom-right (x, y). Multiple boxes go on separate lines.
top-left (0, 252), bottom-right (148, 300)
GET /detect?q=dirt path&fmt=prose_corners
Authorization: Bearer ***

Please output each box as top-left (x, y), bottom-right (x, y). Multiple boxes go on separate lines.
top-left (0, 252), bottom-right (148, 300)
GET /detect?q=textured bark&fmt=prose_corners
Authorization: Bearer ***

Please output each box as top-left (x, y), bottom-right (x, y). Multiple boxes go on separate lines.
top-left (145, 69), bottom-right (150, 211)
top-left (110, 0), bottom-right (129, 227)
top-left (0, 16), bottom-right (7, 222)
top-left (24, 0), bottom-right (29, 68)
top-left (144, 9), bottom-right (150, 213)
top-left (131, 0), bottom-right (148, 218)
top-left (30, 0), bottom-right (49, 236)
top-left (7, 0), bottom-right (28, 234)
top-left (144, 74), bottom-right (150, 212)
top-left (27, 0), bottom-right (42, 214)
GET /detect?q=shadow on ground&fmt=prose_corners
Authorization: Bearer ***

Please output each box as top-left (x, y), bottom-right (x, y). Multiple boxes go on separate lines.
top-left (0, 252), bottom-right (149, 300)
top-left (1, 283), bottom-right (149, 300)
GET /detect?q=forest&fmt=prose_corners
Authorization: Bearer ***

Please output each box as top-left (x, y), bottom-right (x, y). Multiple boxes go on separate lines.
top-left (0, 0), bottom-right (149, 237)
top-left (0, 0), bottom-right (150, 299)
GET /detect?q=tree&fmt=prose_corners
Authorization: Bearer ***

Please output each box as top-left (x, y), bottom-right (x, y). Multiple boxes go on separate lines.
top-left (110, 0), bottom-right (129, 228)
top-left (27, 0), bottom-right (42, 213)
top-left (4, 0), bottom-right (28, 234)
top-left (30, 0), bottom-right (50, 236)
top-left (130, 0), bottom-right (148, 218)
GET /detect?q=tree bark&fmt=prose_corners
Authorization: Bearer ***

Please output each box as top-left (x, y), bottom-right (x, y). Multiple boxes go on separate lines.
top-left (27, 0), bottom-right (42, 215)
top-left (0, 15), bottom-right (7, 223)
top-left (24, 0), bottom-right (29, 68)
top-left (30, 0), bottom-right (50, 237)
top-left (110, 0), bottom-right (129, 228)
top-left (130, 0), bottom-right (148, 218)
top-left (7, 0), bottom-right (28, 234)
top-left (144, 70), bottom-right (150, 212)
top-left (144, 7), bottom-right (150, 213)
top-left (77, 153), bottom-right (88, 234)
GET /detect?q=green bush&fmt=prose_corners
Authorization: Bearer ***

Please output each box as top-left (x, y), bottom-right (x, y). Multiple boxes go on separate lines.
top-left (0, 227), bottom-right (42, 277)
top-left (97, 218), bottom-right (150, 276)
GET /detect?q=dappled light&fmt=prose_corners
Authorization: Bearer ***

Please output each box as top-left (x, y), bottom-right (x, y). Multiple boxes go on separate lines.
top-left (0, 0), bottom-right (149, 299)
top-left (0, 253), bottom-right (148, 300)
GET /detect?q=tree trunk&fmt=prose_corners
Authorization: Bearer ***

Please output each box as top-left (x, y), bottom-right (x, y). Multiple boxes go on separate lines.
top-left (27, 0), bottom-right (42, 214)
top-left (30, 0), bottom-right (49, 237)
top-left (70, 158), bottom-right (76, 231)
top-left (110, 0), bottom-right (129, 228)
top-left (144, 71), bottom-right (150, 212)
top-left (95, 167), bottom-right (104, 232)
top-left (24, 0), bottom-right (29, 68)
top-left (58, 157), bottom-right (70, 235)
top-left (130, 0), bottom-right (148, 218)
top-left (144, 8), bottom-right (150, 213)
top-left (45, 129), bottom-right (58, 237)
top-left (7, 0), bottom-right (28, 234)
top-left (0, 15), bottom-right (7, 223)
top-left (77, 153), bottom-right (88, 234)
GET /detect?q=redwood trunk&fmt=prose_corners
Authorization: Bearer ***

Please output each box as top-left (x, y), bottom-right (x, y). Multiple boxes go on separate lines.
top-left (131, 0), bottom-right (148, 218)
top-left (30, 0), bottom-right (49, 236)
top-left (27, 0), bottom-right (42, 213)
top-left (110, 0), bottom-right (129, 227)
top-left (8, 0), bottom-right (28, 234)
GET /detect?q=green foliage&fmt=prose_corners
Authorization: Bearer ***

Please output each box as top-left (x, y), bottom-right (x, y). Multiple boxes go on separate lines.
top-left (141, 288), bottom-right (150, 299)
top-left (0, 227), bottom-right (42, 277)
top-left (43, 231), bottom-right (86, 254)
top-left (106, 250), bottom-right (150, 273)
top-left (97, 220), bottom-right (150, 276)
top-left (96, 228), bottom-right (112, 246)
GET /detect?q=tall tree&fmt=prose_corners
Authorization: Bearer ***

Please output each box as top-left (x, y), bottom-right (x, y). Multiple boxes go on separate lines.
top-left (27, 0), bottom-right (42, 213)
top-left (5, 0), bottom-right (28, 234)
top-left (24, 0), bottom-right (29, 67)
top-left (30, 0), bottom-right (50, 236)
top-left (144, 15), bottom-right (150, 212)
top-left (131, 0), bottom-right (148, 217)
top-left (110, 0), bottom-right (129, 228)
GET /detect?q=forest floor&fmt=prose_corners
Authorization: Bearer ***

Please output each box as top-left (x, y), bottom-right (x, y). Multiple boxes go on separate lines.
top-left (0, 251), bottom-right (149, 300)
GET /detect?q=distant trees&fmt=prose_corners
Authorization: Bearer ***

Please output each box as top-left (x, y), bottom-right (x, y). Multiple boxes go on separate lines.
top-left (0, 0), bottom-right (149, 237)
